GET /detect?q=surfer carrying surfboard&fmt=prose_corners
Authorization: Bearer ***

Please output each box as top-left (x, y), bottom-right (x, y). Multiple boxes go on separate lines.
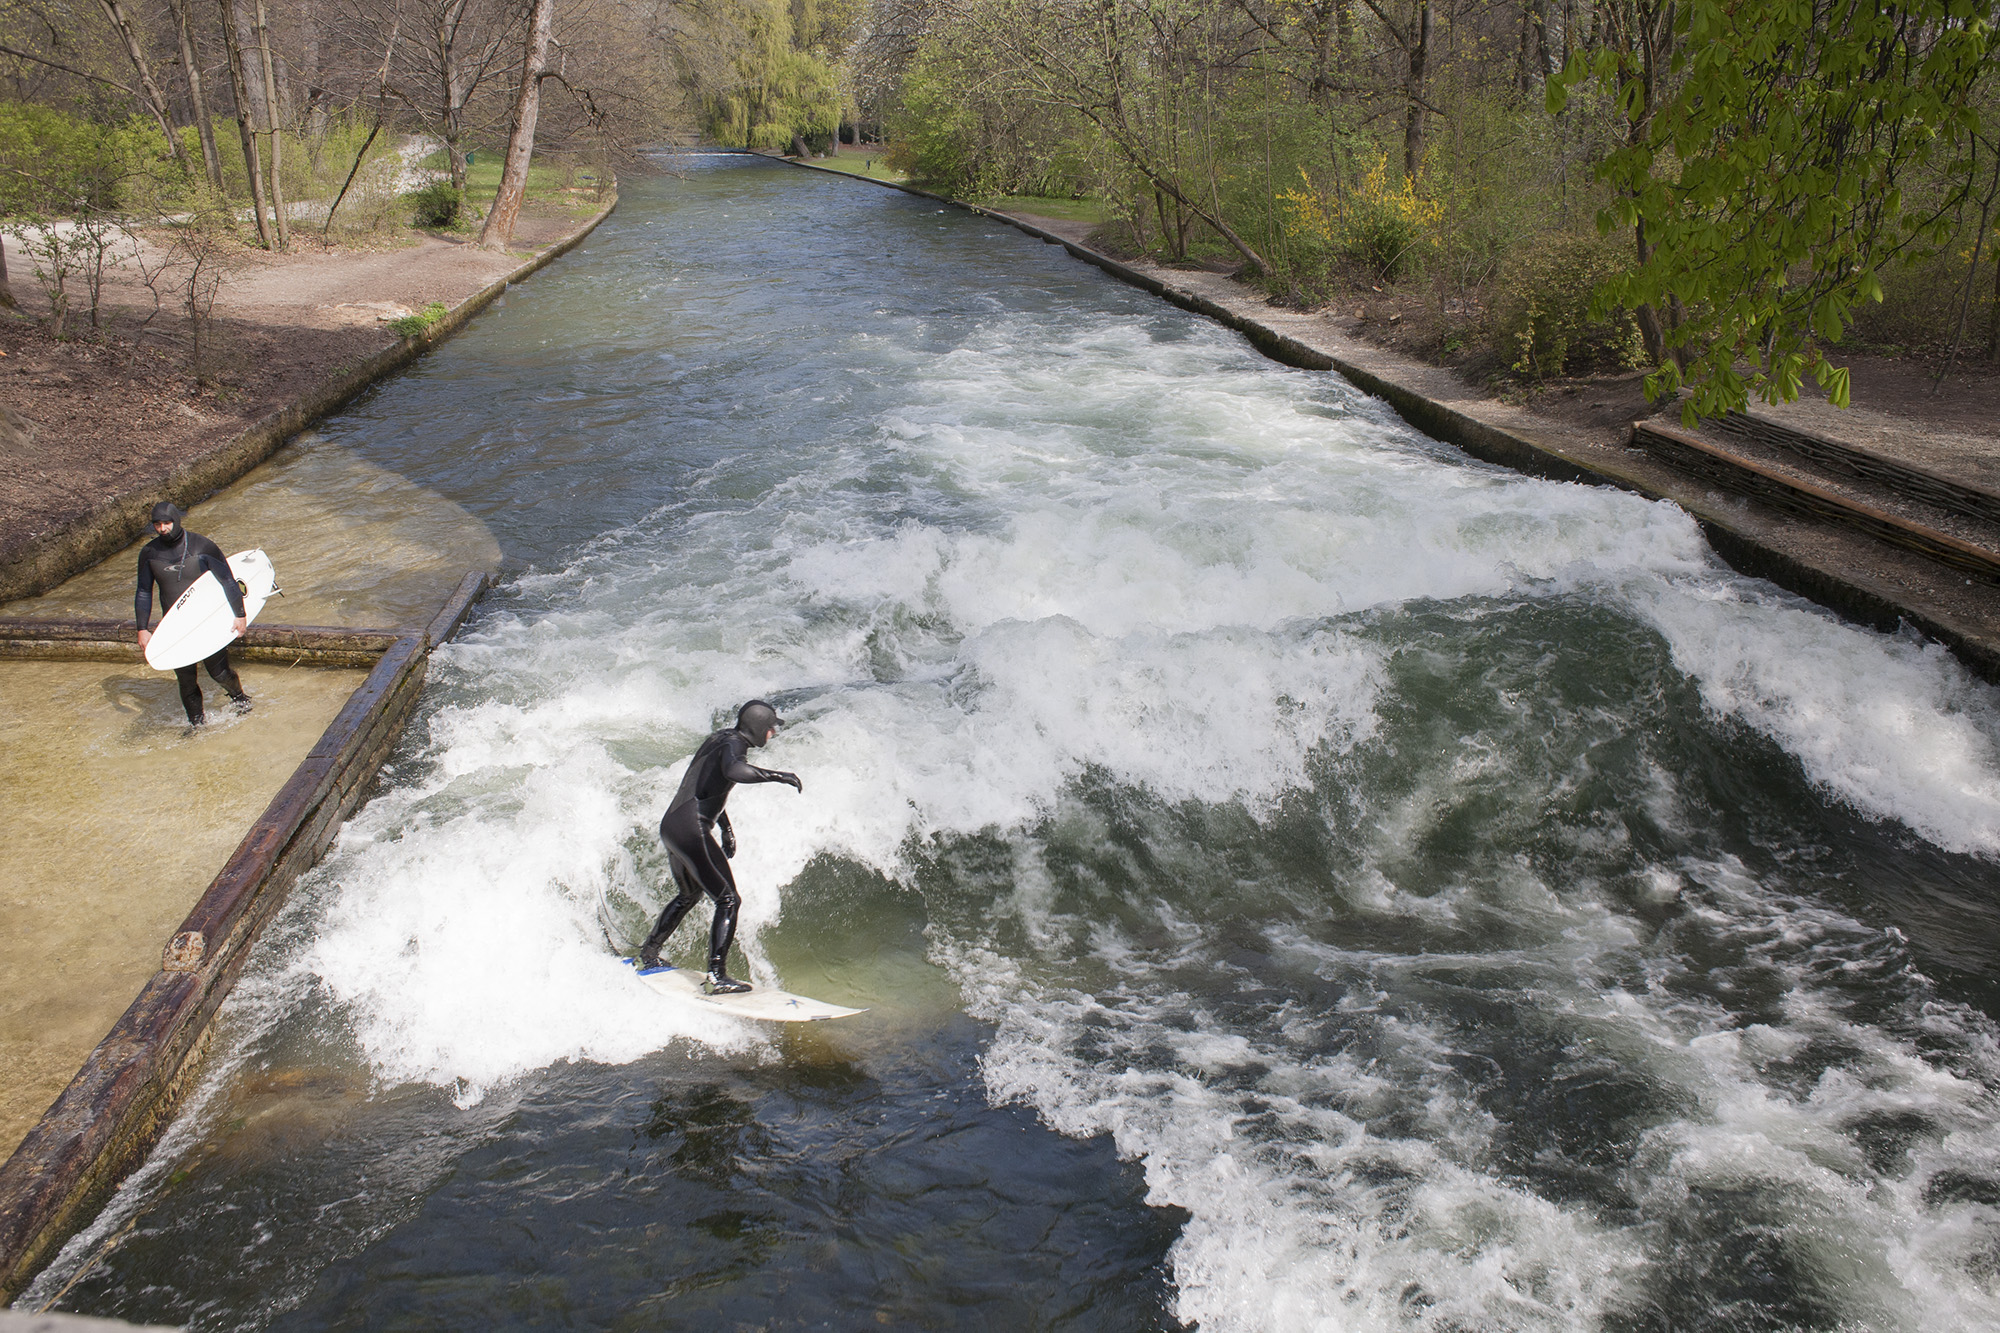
top-left (638, 700), bottom-right (803, 995)
top-left (134, 501), bottom-right (252, 726)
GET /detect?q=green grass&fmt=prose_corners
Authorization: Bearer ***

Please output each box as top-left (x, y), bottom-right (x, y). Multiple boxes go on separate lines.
top-left (969, 195), bottom-right (1111, 226)
top-left (808, 148), bottom-right (908, 183)
top-left (388, 301), bottom-right (448, 338)
top-left (420, 150), bottom-right (608, 210)
top-left (804, 149), bottom-right (1110, 227)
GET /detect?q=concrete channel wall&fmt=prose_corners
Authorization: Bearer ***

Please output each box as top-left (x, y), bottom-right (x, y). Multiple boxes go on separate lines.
top-left (0, 573), bottom-right (486, 1301)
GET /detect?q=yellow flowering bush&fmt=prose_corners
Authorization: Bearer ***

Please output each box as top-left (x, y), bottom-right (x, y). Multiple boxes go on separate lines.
top-left (1278, 155), bottom-right (1444, 282)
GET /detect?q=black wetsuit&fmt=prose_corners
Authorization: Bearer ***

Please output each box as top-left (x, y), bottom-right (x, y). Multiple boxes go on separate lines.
top-left (640, 723), bottom-right (799, 977)
top-left (136, 527), bottom-right (247, 724)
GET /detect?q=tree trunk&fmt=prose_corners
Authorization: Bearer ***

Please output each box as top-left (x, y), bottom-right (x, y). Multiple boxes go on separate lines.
top-left (437, 3), bottom-right (470, 193)
top-left (1988, 245), bottom-right (2000, 361)
top-left (169, 0), bottom-right (224, 190)
top-left (1403, 0), bottom-right (1431, 180)
top-left (1516, 2), bottom-right (1531, 94)
top-left (97, 0), bottom-right (195, 175)
top-left (0, 242), bottom-right (15, 310)
top-left (252, 0), bottom-right (288, 249)
top-left (478, 0), bottom-right (554, 251)
top-left (1311, 0), bottom-right (1335, 102)
top-left (219, 0), bottom-right (272, 248)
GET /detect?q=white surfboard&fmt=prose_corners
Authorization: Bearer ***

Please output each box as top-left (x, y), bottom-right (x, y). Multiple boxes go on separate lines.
top-left (624, 958), bottom-right (865, 1022)
top-left (145, 549), bottom-right (278, 671)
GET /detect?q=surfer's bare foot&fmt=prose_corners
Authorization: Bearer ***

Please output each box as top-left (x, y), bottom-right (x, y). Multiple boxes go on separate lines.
top-left (705, 972), bottom-right (751, 995)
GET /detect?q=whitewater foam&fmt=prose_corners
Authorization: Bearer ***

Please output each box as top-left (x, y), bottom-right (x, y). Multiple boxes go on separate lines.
top-left (273, 237), bottom-right (2000, 1325)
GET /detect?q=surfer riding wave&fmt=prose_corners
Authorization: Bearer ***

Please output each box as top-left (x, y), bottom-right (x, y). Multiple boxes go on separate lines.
top-left (638, 700), bottom-right (802, 995)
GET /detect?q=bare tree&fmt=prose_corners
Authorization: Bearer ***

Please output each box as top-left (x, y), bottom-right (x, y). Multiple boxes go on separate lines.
top-left (219, 0), bottom-right (274, 246)
top-left (168, 0), bottom-right (226, 189)
top-left (478, 0), bottom-right (553, 248)
top-left (94, 0), bottom-right (196, 174)
top-left (252, 0), bottom-right (289, 248)
top-left (987, 0), bottom-right (1273, 273)
top-left (1353, 0), bottom-right (1432, 179)
top-left (412, 0), bottom-right (523, 190)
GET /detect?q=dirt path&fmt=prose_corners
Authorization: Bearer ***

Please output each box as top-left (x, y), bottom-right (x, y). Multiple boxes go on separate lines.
top-left (0, 199), bottom-right (603, 583)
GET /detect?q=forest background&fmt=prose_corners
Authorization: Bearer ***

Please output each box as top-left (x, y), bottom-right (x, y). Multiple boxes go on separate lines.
top-left (4, 0), bottom-right (2000, 418)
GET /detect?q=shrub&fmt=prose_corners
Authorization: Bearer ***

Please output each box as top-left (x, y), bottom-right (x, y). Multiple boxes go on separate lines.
top-left (886, 55), bottom-right (986, 193)
top-left (0, 103), bottom-right (176, 335)
top-left (1278, 155), bottom-right (1445, 283)
top-left (408, 180), bottom-right (461, 228)
top-left (1491, 232), bottom-right (1647, 380)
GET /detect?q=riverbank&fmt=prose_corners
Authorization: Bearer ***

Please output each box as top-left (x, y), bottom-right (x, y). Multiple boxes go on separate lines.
top-left (771, 153), bottom-right (2000, 682)
top-left (0, 188), bottom-right (613, 604)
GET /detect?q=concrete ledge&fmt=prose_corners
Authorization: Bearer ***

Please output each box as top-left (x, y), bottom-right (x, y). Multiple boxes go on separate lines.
top-left (1714, 409), bottom-right (2000, 528)
top-left (0, 580), bottom-right (487, 1301)
top-left (0, 194), bottom-right (617, 608)
top-left (422, 570), bottom-right (490, 650)
top-left (1637, 421), bottom-right (2000, 582)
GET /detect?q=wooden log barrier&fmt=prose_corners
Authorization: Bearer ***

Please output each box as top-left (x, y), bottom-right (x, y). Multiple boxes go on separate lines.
top-left (1635, 422), bottom-right (2000, 584)
top-left (0, 620), bottom-right (406, 667)
top-left (423, 571), bottom-right (490, 650)
top-left (0, 579), bottom-right (489, 1301)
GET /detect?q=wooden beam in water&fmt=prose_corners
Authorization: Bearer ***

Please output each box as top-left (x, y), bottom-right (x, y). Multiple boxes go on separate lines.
top-left (0, 621), bottom-right (406, 667)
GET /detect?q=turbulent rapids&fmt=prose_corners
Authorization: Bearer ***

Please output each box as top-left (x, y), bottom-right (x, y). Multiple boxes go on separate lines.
top-left (27, 156), bottom-right (2000, 1332)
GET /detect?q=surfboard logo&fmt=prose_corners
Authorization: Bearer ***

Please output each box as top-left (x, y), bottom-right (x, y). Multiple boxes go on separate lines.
top-left (145, 549), bottom-right (277, 672)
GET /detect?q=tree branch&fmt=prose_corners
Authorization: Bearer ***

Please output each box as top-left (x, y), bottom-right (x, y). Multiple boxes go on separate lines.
top-left (0, 41), bottom-right (136, 94)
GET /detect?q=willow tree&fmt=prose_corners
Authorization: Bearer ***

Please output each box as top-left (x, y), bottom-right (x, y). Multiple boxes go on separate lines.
top-left (704, 0), bottom-right (844, 151)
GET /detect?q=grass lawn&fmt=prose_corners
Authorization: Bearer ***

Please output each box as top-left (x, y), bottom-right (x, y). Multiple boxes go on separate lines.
top-left (422, 149), bottom-right (608, 209)
top-left (808, 146), bottom-right (909, 183)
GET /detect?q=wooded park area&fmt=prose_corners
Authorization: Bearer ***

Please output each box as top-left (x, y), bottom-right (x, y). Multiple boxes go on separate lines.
top-left (5, 0), bottom-right (2000, 419)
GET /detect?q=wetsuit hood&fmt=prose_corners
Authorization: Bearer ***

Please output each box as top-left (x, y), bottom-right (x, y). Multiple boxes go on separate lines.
top-left (736, 699), bottom-right (779, 746)
top-left (150, 501), bottom-right (184, 543)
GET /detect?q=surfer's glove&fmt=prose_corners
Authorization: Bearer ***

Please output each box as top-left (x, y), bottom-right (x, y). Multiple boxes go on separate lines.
top-left (719, 812), bottom-right (736, 859)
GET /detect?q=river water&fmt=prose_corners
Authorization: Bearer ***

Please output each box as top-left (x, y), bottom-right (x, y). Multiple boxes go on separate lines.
top-left (24, 155), bottom-right (2000, 1331)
